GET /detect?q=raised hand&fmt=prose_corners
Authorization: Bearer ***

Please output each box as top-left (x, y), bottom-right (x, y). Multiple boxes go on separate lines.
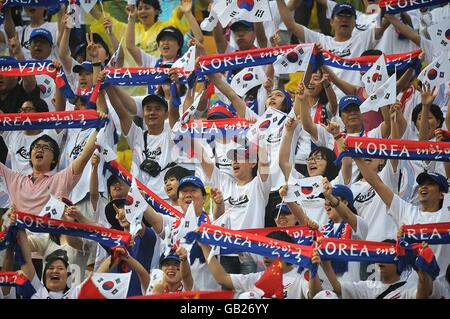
top-left (322, 177), bottom-right (333, 200)
top-left (8, 32), bottom-right (22, 57)
top-left (279, 184), bottom-right (288, 198)
top-left (210, 187), bottom-right (224, 205)
top-left (86, 32), bottom-right (99, 62)
top-left (270, 29), bottom-right (281, 47)
top-left (420, 83), bottom-right (437, 106)
top-left (179, 0), bottom-right (193, 14)
top-left (103, 16), bottom-right (113, 34)
top-left (175, 246), bottom-right (188, 262)
top-left (284, 116), bottom-right (299, 133)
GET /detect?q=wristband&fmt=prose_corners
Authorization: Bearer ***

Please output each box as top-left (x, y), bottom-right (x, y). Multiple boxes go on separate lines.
top-left (323, 83), bottom-right (331, 89)
top-left (92, 62), bottom-right (102, 67)
top-left (334, 134), bottom-right (342, 140)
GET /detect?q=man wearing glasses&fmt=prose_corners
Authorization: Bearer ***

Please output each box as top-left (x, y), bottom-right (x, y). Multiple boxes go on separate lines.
top-left (0, 128), bottom-right (100, 215)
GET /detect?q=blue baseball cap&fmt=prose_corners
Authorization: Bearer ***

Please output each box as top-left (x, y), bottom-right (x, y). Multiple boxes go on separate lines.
top-left (72, 61), bottom-right (93, 74)
top-left (274, 203), bottom-right (292, 215)
top-left (159, 253), bottom-right (181, 267)
top-left (416, 172), bottom-right (449, 193)
top-left (207, 101), bottom-right (237, 120)
top-left (230, 20), bottom-right (254, 31)
top-left (177, 175), bottom-right (206, 196)
top-left (339, 95), bottom-right (362, 113)
top-left (328, 184), bottom-right (354, 207)
top-left (332, 2), bottom-right (357, 18)
top-left (29, 28), bottom-right (53, 44)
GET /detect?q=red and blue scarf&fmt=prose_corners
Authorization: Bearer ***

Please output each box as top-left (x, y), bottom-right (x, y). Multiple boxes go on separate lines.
top-left (15, 211), bottom-right (131, 248)
top-left (379, 0), bottom-right (450, 14)
top-left (0, 110), bottom-right (107, 131)
top-left (184, 223), bottom-right (318, 275)
top-left (0, 271), bottom-right (36, 299)
top-left (335, 136), bottom-right (450, 165)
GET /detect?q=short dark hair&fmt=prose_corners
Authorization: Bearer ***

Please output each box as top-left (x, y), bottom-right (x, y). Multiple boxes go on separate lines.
top-left (360, 49), bottom-right (383, 57)
top-left (164, 166), bottom-right (193, 183)
top-left (308, 147), bottom-right (339, 181)
top-left (137, 0), bottom-right (161, 22)
top-left (21, 98), bottom-right (49, 113)
top-left (92, 33), bottom-right (111, 64)
top-left (411, 103), bottom-right (444, 128)
top-left (381, 239), bottom-right (401, 275)
top-left (29, 134), bottom-right (60, 170)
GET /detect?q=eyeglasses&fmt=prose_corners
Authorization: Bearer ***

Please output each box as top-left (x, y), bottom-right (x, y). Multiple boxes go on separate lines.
top-left (307, 155), bottom-right (325, 162)
top-left (32, 144), bottom-right (53, 152)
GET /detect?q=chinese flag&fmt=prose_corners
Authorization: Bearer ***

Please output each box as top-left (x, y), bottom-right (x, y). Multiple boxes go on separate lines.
top-left (255, 257), bottom-right (284, 299)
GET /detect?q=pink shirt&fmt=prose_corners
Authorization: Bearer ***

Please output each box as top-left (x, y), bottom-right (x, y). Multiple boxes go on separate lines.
top-left (0, 162), bottom-right (82, 215)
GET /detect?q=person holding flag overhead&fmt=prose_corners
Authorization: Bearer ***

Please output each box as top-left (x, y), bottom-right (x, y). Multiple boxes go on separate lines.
top-left (198, 231), bottom-right (323, 299)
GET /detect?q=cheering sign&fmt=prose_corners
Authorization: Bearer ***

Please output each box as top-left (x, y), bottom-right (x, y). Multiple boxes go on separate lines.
top-left (379, 0), bottom-right (450, 14)
top-left (0, 110), bottom-right (107, 131)
top-left (15, 211), bottom-right (131, 248)
top-left (335, 136), bottom-right (450, 165)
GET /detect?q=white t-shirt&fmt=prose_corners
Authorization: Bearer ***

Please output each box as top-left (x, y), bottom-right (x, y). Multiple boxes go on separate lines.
top-left (231, 267), bottom-right (310, 299)
top-left (125, 121), bottom-right (177, 200)
top-left (303, 26), bottom-right (378, 99)
top-left (209, 168), bottom-right (271, 230)
top-left (0, 129), bottom-right (62, 175)
top-left (350, 161), bottom-right (401, 241)
top-left (341, 278), bottom-right (418, 299)
top-left (431, 279), bottom-right (450, 299)
top-left (388, 194), bottom-right (450, 281)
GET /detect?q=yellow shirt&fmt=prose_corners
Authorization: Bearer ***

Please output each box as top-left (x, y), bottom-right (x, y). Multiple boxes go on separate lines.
top-left (88, 6), bottom-right (190, 57)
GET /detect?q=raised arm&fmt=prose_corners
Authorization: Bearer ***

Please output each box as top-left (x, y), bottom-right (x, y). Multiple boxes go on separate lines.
top-left (71, 126), bottom-right (100, 176)
top-left (3, 7), bottom-right (16, 39)
top-left (12, 209), bottom-right (36, 280)
top-left (103, 16), bottom-right (124, 67)
top-left (279, 117), bottom-right (298, 179)
top-left (180, 0), bottom-right (204, 44)
top-left (354, 157), bottom-right (394, 208)
top-left (418, 85), bottom-right (437, 141)
top-left (308, 248), bottom-right (324, 299)
top-left (142, 204), bottom-right (164, 235)
top-left (199, 243), bottom-right (234, 289)
top-left (383, 14), bottom-right (420, 46)
top-left (58, 14), bottom-right (74, 73)
top-left (210, 187), bottom-right (225, 221)
top-left (254, 22), bottom-right (268, 48)
top-left (319, 249), bottom-right (343, 296)
top-left (276, 0), bottom-right (305, 42)
top-left (117, 248), bottom-right (150, 293)
top-left (212, 24), bottom-right (228, 54)
top-left (374, 15), bottom-right (391, 41)
top-left (89, 153), bottom-right (100, 211)
top-left (299, 83), bottom-right (318, 139)
top-left (104, 85), bottom-right (133, 135)
top-left (206, 73), bottom-right (247, 118)
top-left (257, 141), bottom-right (270, 183)
top-left (8, 32), bottom-right (37, 94)
top-left (125, 5), bottom-right (142, 65)
top-left (321, 70), bottom-right (338, 117)
top-left (322, 65), bottom-right (360, 96)
top-left (379, 105), bottom-right (392, 139)
top-left (176, 246), bottom-right (193, 291)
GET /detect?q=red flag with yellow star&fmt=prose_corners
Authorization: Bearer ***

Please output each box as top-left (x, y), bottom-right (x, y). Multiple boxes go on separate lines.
top-left (255, 257), bottom-right (284, 299)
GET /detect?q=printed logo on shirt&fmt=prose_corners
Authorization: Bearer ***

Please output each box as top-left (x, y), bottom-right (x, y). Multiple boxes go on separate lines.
top-left (143, 146), bottom-right (162, 160)
top-left (16, 146), bottom-right (30, 160)
top-left (70, 140), bottom-right (87, 160)
top-left (266, 128), bottom-right (283, 144)
top-left (226, 194), bottom-right (249, 206)
top-left (354, 188), bottom-right (376, 203)
top-left (356, 23), bottom-right (369, 31)
top-left (329, 48), bottom-right (351, 58)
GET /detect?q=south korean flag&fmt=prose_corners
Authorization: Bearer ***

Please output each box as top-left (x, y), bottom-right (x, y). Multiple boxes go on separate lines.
top-left (172, 45), bottom-right (196, 72)
top-left (247, 107), bottom-right (286, 143)
top-left (231, 67), bottom-right (264, 97)
top-left (418, 52), bottom-right (450, 89)
top-left (284, 175), bottom-right (324, 203)
top-left (180, 91), bottom-right (203, 125)
top-left (273, 44), bottom-right (314, 76)
top-left (78, 272), bottom-right (131, 299)
top-left (362, 54), bottom-right (388, 95)
top-left (79, 0), bottom-right (98, 14)
top-left (214, 0), bottom-right (272, 28)
top-left (201, 9), bottom-right (219, 32)
top-left (124, 177), bottom-right (147, 237)
top-left (360, 73), bottom-right (396, 113)
top-left (428, 20), bottom-right (450, 52)
top-left (38, 195), bottom-right (66, 220)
